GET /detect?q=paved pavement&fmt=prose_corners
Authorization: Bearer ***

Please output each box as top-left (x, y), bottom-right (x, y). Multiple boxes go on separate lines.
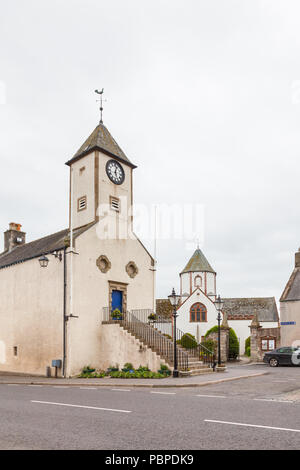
top-left (0, 364), bottom-right (268, 388)
top-left (0, 364), bottom-right (299, 449)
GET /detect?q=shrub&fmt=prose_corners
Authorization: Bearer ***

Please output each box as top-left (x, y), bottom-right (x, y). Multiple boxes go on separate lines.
top-left (245, 336), bottom-right (250, 351)
top-left (245, 346), bottom-right (251, 357)
top-left (79, 370), bottom-right (106, 378)
top-left (178, 333), bottom-right (197, 349)
top-left (229, 328), bottom-right (239, 359)
top-left (109, 370), bottom-right (164, 379)
top-left (201, 338), bottom-right (216, 354)
top-left (137, 365), bottom-right (150, 372)
top-left (205, 325), bottom-right (219, 337)
top-left (148, 313), bottom-right (157, 321)
top-left (205, 326), bottom-right (240, 359)
top-left (111, 309), bottom-right (122, 319)
top-left (81, 365), bottom-right (95, 374)
top-left (123, 363), bottom-right (134, 370)
top-left (158, 363), bottom-right (171, 376)
top-left (107, 364), bottom-right (119, 372)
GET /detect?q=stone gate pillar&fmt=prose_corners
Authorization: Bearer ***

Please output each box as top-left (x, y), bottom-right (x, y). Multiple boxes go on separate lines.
top-left (249, 312), bottom-right (262, 362)
top-left (220, 312), bottom-right (230, 362)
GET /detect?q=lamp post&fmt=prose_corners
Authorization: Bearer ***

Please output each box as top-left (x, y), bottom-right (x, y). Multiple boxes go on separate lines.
top-left (168, 287), bottom-right (181, 378)
top-left (214, 295), bottom-right (224, 366)
top-left (38, 254), bottom-right (49, 268)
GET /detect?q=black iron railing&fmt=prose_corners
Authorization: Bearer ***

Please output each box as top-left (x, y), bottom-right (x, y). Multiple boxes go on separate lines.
top-left (174, 325), bottom-right (216, 368)
top-left (102, 308), bottom-right (215, 369)
top-left (102, 308), bottom-right (189, 370)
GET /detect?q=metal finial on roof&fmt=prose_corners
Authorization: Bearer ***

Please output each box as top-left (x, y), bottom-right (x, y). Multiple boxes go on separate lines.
top-left (95, 88), bottom-right (104, 124)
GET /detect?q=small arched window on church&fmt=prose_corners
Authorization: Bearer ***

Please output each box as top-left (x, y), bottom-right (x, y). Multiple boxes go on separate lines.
top-left (194, 275), bottom-right (202, 288)
top-left (190, 303), bottom-right (207, 322)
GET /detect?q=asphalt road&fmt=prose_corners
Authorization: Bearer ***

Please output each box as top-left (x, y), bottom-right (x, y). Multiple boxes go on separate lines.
top-left (0, 365), bottom-right (300, 450)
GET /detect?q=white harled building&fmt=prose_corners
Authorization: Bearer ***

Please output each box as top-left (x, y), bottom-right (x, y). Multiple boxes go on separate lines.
top-left (0, 118), bottom-right (156, 376)
top-left (175, 248), bottom-right (279, 354)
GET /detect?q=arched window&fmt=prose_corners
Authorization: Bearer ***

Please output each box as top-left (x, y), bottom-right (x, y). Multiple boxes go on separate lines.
top-left (190, 303), bottom-right (207, 322)
top-left (194, 275), bottom-right (202, 288)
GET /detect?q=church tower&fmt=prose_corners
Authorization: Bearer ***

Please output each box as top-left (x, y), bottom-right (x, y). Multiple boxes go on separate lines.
top-left (65, 121), bottom-right (136, 235)
top-left (180, 248), bottom-right (216, 300)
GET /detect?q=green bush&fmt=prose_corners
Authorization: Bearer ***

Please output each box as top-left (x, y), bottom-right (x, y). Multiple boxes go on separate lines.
top-left (178, 333), bottom-right (197, 349)
top-left (245, 346), bottom-right (251, 357)
top-left (148, 313), bottom-right (157, 321)
top-left (109, 370), bottom-right (164, 379)
top-left (81, 365), bottom-right (95, 374)
top-left (201, 339), bottom-right (216, 354)
top-left (158, 363), bottom-right (171, 376)
top-left (245, 336), bottom-right (250, 351)
top-left (205, 325), bottom-right (219, 337)
top-left (229, 328), bottom-right (239, 359)
top-left (79, 370), bottom-right (106, 378)
top-left (136, 365), bottom-right (150, 372)
top-left (111, 308), bottom-right (122, 319)
top-left (205, 326), bottom-right (240, 359)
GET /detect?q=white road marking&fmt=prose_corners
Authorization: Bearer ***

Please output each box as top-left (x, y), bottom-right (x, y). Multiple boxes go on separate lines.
top-left (196, 394), bottom-right (226, 398)
top-left (31, 400), bottom-right (131, 413)
top-left (79, 387), bottom-right (97, 390)
top-left (253, 398), bottom-right (293, 403)
top-left (111, 389), bottom-right (131, 392)
top-left (6, 384), bottom-right (19, 386)
top-left (205, 419), bottom-right (300, 433)
top-left (53, 386), bottom-right (69, 389)
top-left (150, 391), bottom-right (176, 395)
top-left (28, 385), bottom-right (43, 387)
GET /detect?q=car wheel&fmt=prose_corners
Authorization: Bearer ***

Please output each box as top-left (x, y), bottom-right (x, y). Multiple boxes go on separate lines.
top-left (269, 357), bottom-right (279, 367)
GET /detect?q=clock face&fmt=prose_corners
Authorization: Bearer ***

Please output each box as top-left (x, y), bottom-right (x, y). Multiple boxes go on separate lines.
top-left (105, 159), bottom-right (125, 185)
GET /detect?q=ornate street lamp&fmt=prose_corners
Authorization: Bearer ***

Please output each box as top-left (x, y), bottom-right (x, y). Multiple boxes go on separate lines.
top-left (38, 254), bottom-right (49, 268)
top-left (214, 295), bottom-right (224, 366)
top-left (168, 287), bottom-right (181, 378)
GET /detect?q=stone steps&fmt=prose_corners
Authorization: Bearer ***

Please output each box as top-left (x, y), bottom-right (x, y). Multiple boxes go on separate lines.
top-left (121, 326), bottom-right (214, 376)
top-left (179, 368), bottom-right (214, 377)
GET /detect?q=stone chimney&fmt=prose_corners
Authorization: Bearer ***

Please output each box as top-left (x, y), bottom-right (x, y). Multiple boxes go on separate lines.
top-left (295, 248), bottom-right (300, 268)
top-left (4, 222), bottom-right (26, 252)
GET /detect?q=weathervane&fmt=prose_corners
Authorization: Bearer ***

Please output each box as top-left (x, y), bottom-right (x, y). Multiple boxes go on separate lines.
top-left (95, 88), bottom-right (105, 124)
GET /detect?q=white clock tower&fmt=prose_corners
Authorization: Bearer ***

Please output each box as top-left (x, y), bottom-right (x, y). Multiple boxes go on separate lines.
top-left (66, 121), bottom-right (137, 235)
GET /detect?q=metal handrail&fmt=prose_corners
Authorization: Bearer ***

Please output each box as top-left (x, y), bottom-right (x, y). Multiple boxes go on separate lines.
top-left (152, 317), bottom-right (215, 368)
top-left (102, 308), bottom-right (215, 369)
top-left (102, 308), bottom-right (189, 370)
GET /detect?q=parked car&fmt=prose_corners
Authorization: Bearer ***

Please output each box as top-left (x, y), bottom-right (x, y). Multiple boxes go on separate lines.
top-left (263, 347), bottom-right (300, 367)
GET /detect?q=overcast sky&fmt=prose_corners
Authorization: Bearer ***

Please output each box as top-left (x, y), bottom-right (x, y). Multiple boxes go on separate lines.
top-left (1, 1), bottom-right (300, 302)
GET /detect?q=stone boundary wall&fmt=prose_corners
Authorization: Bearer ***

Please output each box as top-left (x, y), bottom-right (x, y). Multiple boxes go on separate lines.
top-left (250, 326), bottom-right (280, 362)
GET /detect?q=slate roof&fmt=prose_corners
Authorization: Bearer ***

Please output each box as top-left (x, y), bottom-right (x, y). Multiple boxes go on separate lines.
top-left (222, 297), bottom-right (279, 322)
top-left (0, 224), bottom-right (92, 270)
top-left (66, 123), bottom-right (136, 168)
top-left (280, 268), bottom-right (300, 302)
top-left (181, 248), bottom-right (215, 274)
top-left (156, 299), bottom-right (173, 318)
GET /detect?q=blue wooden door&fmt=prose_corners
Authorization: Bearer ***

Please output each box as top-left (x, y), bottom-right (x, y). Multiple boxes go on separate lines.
top-left (111, 290), bottom-right (123, 313)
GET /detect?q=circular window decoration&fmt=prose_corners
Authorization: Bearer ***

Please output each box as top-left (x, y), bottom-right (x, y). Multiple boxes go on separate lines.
top-left (96, 255), bottom-right (111, 273)
top-left (126, 261), bottom-right (138, 278)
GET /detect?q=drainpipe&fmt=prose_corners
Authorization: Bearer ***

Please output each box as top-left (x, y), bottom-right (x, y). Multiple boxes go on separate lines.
top-left (62, 246), bottom-right (67, 377)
